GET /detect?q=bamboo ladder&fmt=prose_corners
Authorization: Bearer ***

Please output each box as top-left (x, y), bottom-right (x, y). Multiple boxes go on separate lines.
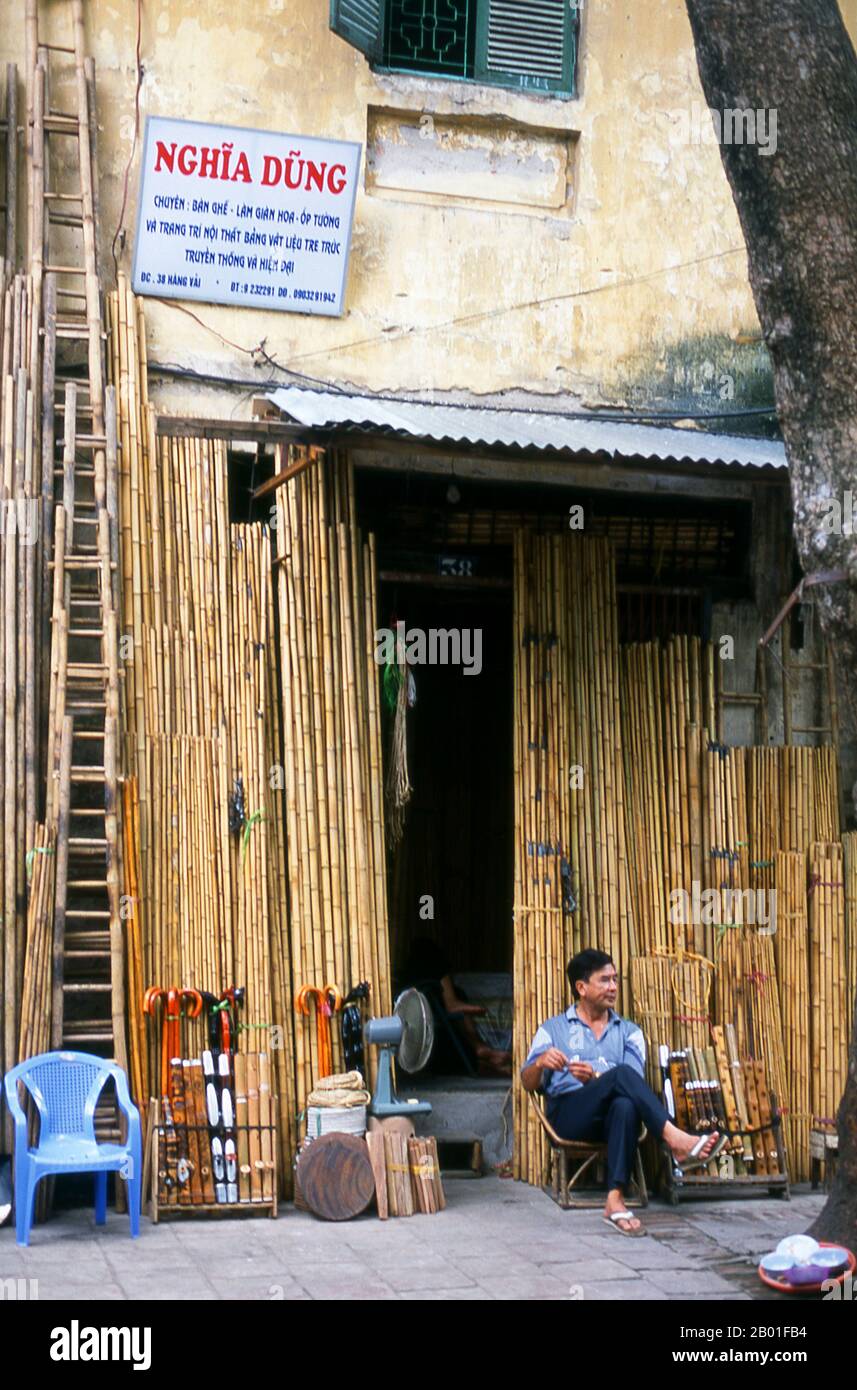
top-left (32, 3), bottom-right (125, 1096)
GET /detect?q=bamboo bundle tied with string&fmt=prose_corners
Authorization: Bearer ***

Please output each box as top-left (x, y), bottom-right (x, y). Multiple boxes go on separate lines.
top-left (273, 446), bottom-right (391, 1132)
top-left (620, 638), bottom-right (715, 957)
top-left (774, 850), bottom-right (811, 1181)
top-left (843, 832), bottom-right (857, 1028)
top-left (513, 531), bottom-right (632, 1185)
top-left (0, 276), bottom-right (45, 1117)
top-left (748, 748), bottom-right (780, 895)
top-left (108, 283), bottom-right (300, 1192)
top-left (808, 841), bottom-right (848, 1139)
top-left (17, 824), bottom-right (56, 1062)
top-left (630, 955), bottom-right (674, 1086)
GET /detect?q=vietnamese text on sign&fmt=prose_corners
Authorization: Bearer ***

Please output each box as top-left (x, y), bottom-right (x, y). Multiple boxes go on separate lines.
top-left (132, 116), bottom-right (361, 317)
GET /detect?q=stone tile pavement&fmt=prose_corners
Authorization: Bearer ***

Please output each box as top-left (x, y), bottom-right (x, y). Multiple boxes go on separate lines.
top-left (0, 1177), bottom-right (826, 1301)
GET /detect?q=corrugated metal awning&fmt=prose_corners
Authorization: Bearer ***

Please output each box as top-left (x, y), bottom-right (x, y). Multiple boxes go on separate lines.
top-left (264, 386), bottom-right (786, 471)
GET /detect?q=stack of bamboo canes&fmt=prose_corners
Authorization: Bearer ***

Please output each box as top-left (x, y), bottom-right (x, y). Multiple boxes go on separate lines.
top-left (629, 955), bottom-right (674, 1086)
top-left (621, 638), bottom-right (714, 956)
top-left (774, 850), bottom-right (811, 1180)
top-left (108, 281), bottom-right (300, 1191)
top-left (629, 951), bottom-right (712, 1093)
top-left (17, 823), bottom-right (55, 1061)
top-left (0, 276), bottom-right (44, 1121)
top-left (2, 64), bottom-right (16, 275)
top-left (273, 447), bottom-right (391, 1118)
top-left (844, 832), bottom-right (857, 1027)
top-left (748, 748), bottom-right (781, 895)
top-left (808, 841), bottom-right (848, 1137)
top-left (512, 532), bottom-right (632, 1184)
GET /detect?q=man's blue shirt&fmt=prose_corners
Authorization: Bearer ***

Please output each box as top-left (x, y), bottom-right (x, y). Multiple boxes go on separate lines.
top-left (523, 1005), bottom-right (647, 1102)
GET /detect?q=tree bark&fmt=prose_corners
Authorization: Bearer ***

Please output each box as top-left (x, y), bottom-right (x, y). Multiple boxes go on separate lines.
top-left (684, 0), bottom-right (857, 1243)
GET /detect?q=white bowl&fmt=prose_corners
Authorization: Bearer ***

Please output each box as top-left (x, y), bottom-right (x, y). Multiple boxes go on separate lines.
top-left (810, 1247), bottom-right (849, 1273)
top-left (760, 1252), bottom-right (794, 1275)
top-left (776, 1234), bottom-right (820, 1263)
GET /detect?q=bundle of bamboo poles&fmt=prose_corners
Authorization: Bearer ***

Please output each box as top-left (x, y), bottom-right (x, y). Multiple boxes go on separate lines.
top-left (777, 746), bottom-right (841, 856)
top-left (621, 638), bottom-right (714, 956)
top-left (630, 955), bottom-right (674, 1086)
top-left (808, 841), bottom-right (848, 1136)
top-left (17, 823), bottom-right (55, 1061)
top-left (109, 282), bottom-right (300, 1192)
top-left (121, 777), bottom-right (147, 1107)
top-left (774, 850), bottom-right (811, 1180)
top-left (1, 278), bottom-right (44, 1114)
top-left (843, 832), bottom-right (857, 1027)
top-left (2, 64), bottom-right (16, 275)
top-left (748, 748), bottom-right (781, 895)
top-left (670, 952), bottom-right (714, 1053)
top-left (273, 447), bottom-right (391, 1118)
top-left (629, 950), bottom-right (712, 1089)
top-left (512, 532), bottom-right (632, 1184)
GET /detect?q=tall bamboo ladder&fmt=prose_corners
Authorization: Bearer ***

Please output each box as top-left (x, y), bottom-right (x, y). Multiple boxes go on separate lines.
top-left (780, 606), bottom-right (840, 750)
top-left (30, 4), bottom-right (125, 1090)
top-left (717, 645), bottom-right (769, 744)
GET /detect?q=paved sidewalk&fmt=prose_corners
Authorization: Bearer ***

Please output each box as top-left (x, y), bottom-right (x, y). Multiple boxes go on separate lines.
top-left (0, 1178), bottom-right (825, 1301)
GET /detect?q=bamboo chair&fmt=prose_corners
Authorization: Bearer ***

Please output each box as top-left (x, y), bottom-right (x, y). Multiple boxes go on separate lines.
top-left (528, 1091), bottom-right (648, 1211)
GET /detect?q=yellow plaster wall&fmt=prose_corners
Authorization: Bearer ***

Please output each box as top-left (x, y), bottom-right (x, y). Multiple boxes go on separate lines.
top-left (3, 0), bottom-right (855, 411)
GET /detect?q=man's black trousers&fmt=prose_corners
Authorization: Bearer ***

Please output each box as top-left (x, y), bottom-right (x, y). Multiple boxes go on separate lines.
top-left (547, 1064), bottom-right (670, 1189)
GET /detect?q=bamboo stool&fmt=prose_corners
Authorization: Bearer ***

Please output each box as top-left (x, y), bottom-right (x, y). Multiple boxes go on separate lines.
top-left (528, 1093), bottom-right (648, 1211)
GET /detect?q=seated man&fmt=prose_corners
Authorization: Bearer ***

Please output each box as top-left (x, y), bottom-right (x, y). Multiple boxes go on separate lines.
top-left (521, 947), bottom-right (723, 1236)
top-left (400, 936), bottom-right (512, 1077)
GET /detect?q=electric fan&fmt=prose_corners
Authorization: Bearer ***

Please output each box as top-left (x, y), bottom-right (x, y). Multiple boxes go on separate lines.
top-left (366, 988), bottom-right (434, 1117)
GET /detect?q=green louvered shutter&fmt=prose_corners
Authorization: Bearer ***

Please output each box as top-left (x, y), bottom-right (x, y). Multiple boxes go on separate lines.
top-left (475, 0), bottom-right (576, 96)
top-left (329, 0), bottom-right (387, 63)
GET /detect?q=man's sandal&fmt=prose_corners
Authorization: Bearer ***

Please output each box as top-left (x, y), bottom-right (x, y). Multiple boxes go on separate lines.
top-left (677, 1132), bottom-right (728, 1173)
top-left (603, 1210), bottom-right (646, 1238)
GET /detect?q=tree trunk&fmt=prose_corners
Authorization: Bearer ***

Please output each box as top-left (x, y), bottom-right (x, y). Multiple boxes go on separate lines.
top-left (684, 0), bottom-right (857, 1243)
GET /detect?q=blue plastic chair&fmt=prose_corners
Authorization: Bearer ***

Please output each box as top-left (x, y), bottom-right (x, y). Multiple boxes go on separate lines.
top-left (3, 1051), bottom-right (142, 1247)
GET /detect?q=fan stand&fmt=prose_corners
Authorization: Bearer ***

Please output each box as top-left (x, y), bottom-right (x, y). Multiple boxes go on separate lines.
top-left (371, 1047), bottom-right (432, 1118)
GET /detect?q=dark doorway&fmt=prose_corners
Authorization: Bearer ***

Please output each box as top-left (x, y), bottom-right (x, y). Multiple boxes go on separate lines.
top-left (381, 587), bottom-right (514, 983)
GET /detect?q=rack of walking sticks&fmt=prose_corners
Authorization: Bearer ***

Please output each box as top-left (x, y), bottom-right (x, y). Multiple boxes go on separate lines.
top-left (659, 1025), bottom-right (789, 1202)
top-left (146, 1049), bottom-right (278, 1220)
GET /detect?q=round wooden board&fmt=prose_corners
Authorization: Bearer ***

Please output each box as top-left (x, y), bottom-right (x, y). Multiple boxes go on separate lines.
top-left (296, 1132), bottom-right (375, 1222)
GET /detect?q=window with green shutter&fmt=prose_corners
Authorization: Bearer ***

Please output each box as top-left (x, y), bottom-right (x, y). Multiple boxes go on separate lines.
top-left (330, 0), bottom-right (578, 97)
top-left (329, 0), bottom-right (387, 64)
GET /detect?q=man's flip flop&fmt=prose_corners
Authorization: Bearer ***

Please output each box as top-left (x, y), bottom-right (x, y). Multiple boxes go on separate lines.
top-left (678, 1132), bottom-right (728, 1173)
top-left (603, 1211), bottom-right (646, 1238)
